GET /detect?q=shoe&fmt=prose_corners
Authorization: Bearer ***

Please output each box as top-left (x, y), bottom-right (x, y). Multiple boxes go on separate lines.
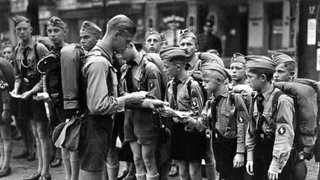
top-left (13, 151), bottom-right (29, 159)
top-left (123, 172), bottom-right (136, 180)
top-left (168, 164), bottom-right (179, 177)
top-left (39, 174), bottom-right (51, 180)
top-left (118, 170), bottom-right (129, 180)
top-left (27, 152), bottom-right (36, 161)
top-left (21, 172), bottom-right (41, 180)
top-left (50, 158), bottom-right (62, 168)
top-left (0, 166), bottom-right (11, 177)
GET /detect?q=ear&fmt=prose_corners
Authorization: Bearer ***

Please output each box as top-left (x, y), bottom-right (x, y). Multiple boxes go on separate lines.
top-left (216, 77), bottom-right (222, 84)
top-left (30, 27), bottom-right (33, 33)
top-left (260, 74), bottom-right (267, 82)
top-left (113, 31), bottom-right (120, 39)
top-left (176, 64), bottom-right (181, 70)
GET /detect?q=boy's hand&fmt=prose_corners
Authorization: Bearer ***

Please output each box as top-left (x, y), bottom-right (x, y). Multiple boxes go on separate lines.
top-left (233, 153), bottom-right (245, 168)
top-left (246, 161), bottom-right (254, 176)
top-left (268, 169), bottom-right (279, 180)
top-left (160, 107), bottom-right (177, 117)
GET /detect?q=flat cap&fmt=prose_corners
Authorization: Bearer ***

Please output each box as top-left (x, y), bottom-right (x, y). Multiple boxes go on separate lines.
top-left (80, 21), bottom-right (101, 38)
top-left (199, 52), bottom-right (225, 67)
top-left (270, 52), bottom-right (295, 66)
top-left (47, 16), bottom-right (66, 29)
top-left (13, 15), bottom-right (30, 27)
top-left (245, 55), bottom-right (276, 70)
top-left (145, 28), bottom-right (161, 40)
top-left (160, 47), bottom-right (187, 62)
top-left (179, 29), bottom-right (197, 42)
top-left (231, 53), bottom-right (246, 64)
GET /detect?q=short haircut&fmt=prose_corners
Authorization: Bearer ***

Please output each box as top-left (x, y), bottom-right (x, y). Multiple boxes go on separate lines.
top-left (106, 14), bottom-right (136, 35)
top-left (248, 67), bottom-right (274, 82)
top-left (283, 61), bottom-right (295, 73)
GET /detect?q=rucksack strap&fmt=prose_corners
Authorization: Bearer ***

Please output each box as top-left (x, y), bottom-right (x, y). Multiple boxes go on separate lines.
top-left (271, 91), bottom-right (284, 120)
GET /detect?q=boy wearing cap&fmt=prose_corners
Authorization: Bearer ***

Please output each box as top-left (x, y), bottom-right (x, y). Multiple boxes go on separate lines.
top-left (145, 29), bottom-right (162, 54)
top-left (245, 55), bottom-right (295, 180)
top-left (185, 61), bottom-right (248, 180)
top-left (46, 16), bottom-right (80, 180)
top-left (272, 53), bottom-right (312, 180)
top-left (230, 53), bottom-right (248, 86)
top-left (160, 47), bottom-right (205, 180)
top-left (80, 21), bottom-right (101, 52)
top-left (12, 15), bottom-right (51, 180)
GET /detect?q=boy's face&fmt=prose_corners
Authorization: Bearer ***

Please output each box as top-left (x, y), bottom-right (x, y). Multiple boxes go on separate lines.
top-left (15, 22), bottom-right (32, 41)
top-left (163, 60), bottom-right (179, 79)
top-left (3, 47), bottom-right (13, 60)
top-left (113, 30), bottom-right (133, 54)
top-left (179, 37), bottom-right (197, 58)
top-left (230, 62), bottom-right (245, 82)
top-left (47, 25), bottom-right (65, 46)
top-left (80, 31), bottom-right (97, 51)
top-left (202, 71), bottom-right (219, 93)
top-left (121, 44), bottom-right (134, 62)
top-left (274, 63), bottom-right (292, 82)
top-left (246, 70), bottom-right (264, 91)
top-left (145, 35), bottom-right (161, 53)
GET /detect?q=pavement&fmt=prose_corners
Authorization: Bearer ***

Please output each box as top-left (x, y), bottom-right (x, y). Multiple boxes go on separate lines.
top-left (2, 140), bottom-right (319, 180)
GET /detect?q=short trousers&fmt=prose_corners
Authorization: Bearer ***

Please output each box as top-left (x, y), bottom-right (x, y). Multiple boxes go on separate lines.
top-left (124, 109), bottom-right (159, 145)
top-left (78, 114), bottom-right (113, 171)
top-left (31, 100), bottom-right (48, 121)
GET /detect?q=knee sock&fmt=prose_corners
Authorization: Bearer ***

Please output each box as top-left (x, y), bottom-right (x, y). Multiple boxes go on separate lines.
top-left (136, 173), bottom-right (146, 180)
top-left (146, 173), bottom-right (159, 180)
top-left (107, 163), bottom-right (119, 180)
top-left (205, 162), bottom-right (216, 180)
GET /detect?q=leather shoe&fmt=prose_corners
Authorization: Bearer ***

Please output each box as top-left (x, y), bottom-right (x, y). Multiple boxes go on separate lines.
top-left (50, 158), bottom-right (62, 168)
top-left (0, 166), bottom-right (11, 177)
top-left (168, 164), bottom-right (179, 177)
top-left (39, 174), bottom-right (51, 180)
top-left (27, 152), bottom-right (36, 161)
top-left (118, 170), bottom-right (129, 180)
top-left (13, 151), bottom-right (29, 159)
top-left (21, 172), bottom-right (41, 180)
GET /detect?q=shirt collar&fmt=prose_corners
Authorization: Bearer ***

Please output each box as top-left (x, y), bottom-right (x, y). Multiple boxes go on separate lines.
top-left (188, 55), bottom-right (198, 68)
top-left (22, 36), bottom-right (35, 50)
top-left (174, 74), bottom-right (189, 84)
top-left (133, 52), bottom-right (143, 65)
top-left (95, 40), bottom-right (113, 60)
top-left (215, 85), bottom-right (228, 98)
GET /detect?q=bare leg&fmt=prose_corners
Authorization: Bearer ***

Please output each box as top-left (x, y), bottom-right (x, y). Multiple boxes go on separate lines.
top-left (189, 160), bottom-right (202, 180)
top-left (177, 160), bottom-right (189, 180)
top-left (0, 124), bottom-right (12, 169)
top-left (62, 148), bottom-right (71, 180)
top-left (70, 151), bottom-right (80, 180)
top-left (141, 143), bottom-right (158, 176)
top-left (37, 120), bottom-right (51, 176)
top-left (107, 147), bottom-right (119, 180)
top-left (31, 120), bottom-right (42, 174)
top-left (130, 141), bottom-right (146, 175)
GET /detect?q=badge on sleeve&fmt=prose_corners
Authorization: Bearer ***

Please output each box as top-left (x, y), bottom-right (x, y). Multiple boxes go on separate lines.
top-left (278, 126), bottom-right (286, 135)
top-left (149, 82), bottom-right (154, 89)
top-left (192, 99), bottom-right (197, 107)
top-left (238, 117), bottom-right (244, 123)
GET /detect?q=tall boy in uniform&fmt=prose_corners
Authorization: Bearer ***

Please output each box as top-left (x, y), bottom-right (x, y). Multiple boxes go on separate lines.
top-left (245, 56), bottom-right (295, 180)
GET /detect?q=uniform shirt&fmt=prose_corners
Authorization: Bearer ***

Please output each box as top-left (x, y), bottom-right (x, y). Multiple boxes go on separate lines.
top-left (165, 75), bottom-right (204, 128)
top-left (187, 86), bottom-right (249, 153)
top-left (82, 40), bottom-right (124, 116)
top-left (246, 84), bottom-right (295, 173)
top-left (120, 53), bottom-right (162, 99)
top-left (14, 37), bottom-right (48, 91)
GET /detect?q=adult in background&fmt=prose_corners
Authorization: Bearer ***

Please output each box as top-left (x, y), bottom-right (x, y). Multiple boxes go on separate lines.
top-left (197, 19), bottom-right (222, 55)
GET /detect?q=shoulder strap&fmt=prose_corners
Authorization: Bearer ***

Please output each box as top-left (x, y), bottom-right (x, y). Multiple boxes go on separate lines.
top-left (271, 91), bottom-right (284, 119)
top-left (34, 42), bottom-right (40, 61)
top-left (186, 77), bottom-right (193, 98)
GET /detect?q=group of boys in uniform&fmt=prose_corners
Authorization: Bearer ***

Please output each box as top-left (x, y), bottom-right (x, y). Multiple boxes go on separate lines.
top-left (0, 12), bottom-right (318, 180)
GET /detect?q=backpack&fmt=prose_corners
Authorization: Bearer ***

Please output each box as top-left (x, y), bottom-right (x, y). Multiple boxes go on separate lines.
top-left (37, 43), bottom-right (85, 115)
top-left (143, 53), bottom-right (168, 101)
top-left (0, 58), bottom-right (15, 91)
top-left (274, 80), bottom-right (318, 158)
